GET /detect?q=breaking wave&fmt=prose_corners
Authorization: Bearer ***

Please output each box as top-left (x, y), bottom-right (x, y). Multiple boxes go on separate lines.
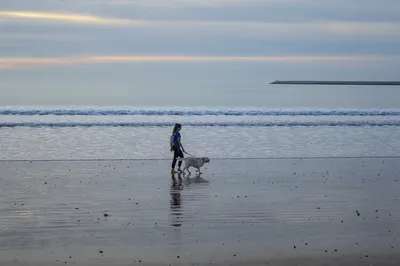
top-left (1, 121), bottom-right (400, 128)
top-left (1, 108), bottom-right (400, 117)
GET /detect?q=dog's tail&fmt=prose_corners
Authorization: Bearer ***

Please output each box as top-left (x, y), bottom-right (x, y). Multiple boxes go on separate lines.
top-left (176, 158), bottom-right (185, 161)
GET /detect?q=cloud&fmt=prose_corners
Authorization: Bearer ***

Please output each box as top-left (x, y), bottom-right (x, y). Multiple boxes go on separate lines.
top-left (0, 11), bottom-right (143, 25)
top-left (0, 33), bottom-right (90, 42)
top-left (149, 21), bottom-right (400, 38)
top-left (1, 10), bottom-right (399, 38)
top-left (106, 0), bottom-right (300, 7)
top-left (0, 55), bottom-right (396, 69)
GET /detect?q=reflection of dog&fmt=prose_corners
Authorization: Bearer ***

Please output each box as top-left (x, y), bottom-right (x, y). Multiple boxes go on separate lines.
top-left (177, 157), bottom-right (210, 174)
top-left (184, 175), bottom-right (209, 185)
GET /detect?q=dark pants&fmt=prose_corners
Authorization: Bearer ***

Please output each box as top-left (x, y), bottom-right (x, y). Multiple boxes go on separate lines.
top-left (172, 147), bottom-right (184, 169)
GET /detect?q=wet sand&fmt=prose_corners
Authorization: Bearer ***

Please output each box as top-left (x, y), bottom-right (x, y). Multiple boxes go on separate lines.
top-left (0, 158), bottom-right (399, 265)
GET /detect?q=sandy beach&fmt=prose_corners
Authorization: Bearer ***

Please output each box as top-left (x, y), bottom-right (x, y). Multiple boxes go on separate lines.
top-left (0, 157), bottom-right (399, 265)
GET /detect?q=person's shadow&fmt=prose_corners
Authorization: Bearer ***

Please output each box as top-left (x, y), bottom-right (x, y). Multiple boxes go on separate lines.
top-left (170, 172), bottom-right (184, 227)
top-left (169, 172), bottom-right (209, 227)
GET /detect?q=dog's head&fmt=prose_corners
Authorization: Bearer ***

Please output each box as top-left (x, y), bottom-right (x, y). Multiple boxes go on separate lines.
top-left (202, 157), bottom-right (210, 163)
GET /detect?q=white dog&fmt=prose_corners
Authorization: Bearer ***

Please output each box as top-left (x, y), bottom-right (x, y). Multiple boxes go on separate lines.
top-left (177, 157), bottom-right (210, 174)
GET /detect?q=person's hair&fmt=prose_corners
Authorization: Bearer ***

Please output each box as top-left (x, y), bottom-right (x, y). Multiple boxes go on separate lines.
top-left (172, 123), bottom-right (182, 133)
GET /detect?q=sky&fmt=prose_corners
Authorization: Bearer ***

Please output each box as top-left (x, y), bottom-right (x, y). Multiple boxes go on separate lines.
top-left (0, 0), bottom-right (400, 106)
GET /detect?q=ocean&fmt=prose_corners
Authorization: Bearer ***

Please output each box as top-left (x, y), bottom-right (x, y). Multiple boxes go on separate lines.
top-left (0, 103), bottom-right (399, 160)
top-left (1, 88), bottom-right (400, 265)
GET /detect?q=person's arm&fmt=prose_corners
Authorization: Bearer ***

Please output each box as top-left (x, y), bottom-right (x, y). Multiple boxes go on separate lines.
top-left (178, 137), bottom-right (185, 152)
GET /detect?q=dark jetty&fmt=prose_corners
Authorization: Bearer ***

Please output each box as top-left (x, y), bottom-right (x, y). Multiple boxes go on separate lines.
top-left (271, 81), bottom-right (400, 86)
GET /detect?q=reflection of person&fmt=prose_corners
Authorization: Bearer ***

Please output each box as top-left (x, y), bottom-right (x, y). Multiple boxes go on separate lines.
top-left (170, 172), bottom-right (183, 227)
top-left (170, 123), bottom-right (185, 174)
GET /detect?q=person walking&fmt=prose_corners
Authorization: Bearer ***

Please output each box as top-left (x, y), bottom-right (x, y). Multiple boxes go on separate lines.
top-left (170, 123), bottom-right (185, 173)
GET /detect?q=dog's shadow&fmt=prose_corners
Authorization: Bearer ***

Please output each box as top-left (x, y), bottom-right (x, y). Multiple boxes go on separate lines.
top-left (183, 172), bottom-right (209, 185)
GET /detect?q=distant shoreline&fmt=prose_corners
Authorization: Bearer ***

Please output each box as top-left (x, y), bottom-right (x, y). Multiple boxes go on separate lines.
top-left (271, 81), bottom-right (400, 85)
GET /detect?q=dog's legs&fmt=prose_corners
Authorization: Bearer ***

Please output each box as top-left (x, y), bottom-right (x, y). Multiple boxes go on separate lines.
top-left (182, 163), bottom-right (188, 174)
top-left (196, 167), bottom-right (202, 175)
